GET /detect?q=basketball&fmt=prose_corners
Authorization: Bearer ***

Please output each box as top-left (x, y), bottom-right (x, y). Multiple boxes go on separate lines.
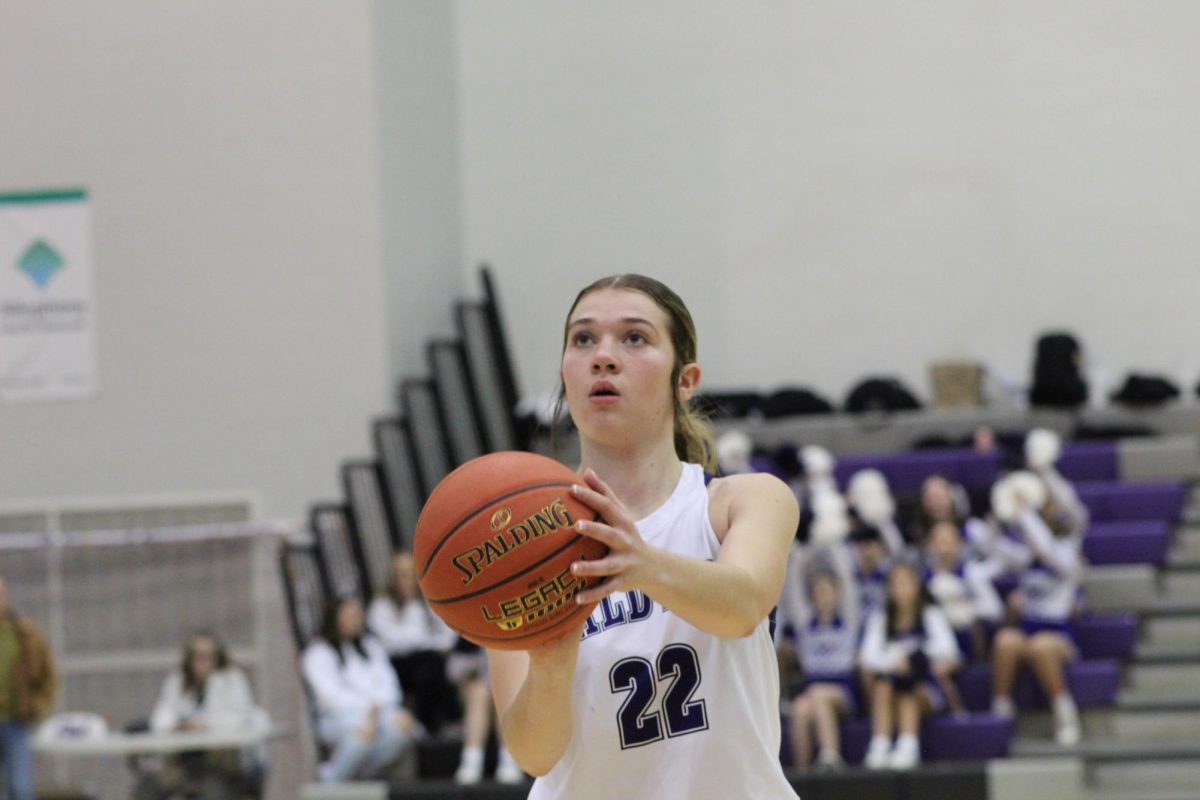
top-left (413, 451), bottom-right (608, 650)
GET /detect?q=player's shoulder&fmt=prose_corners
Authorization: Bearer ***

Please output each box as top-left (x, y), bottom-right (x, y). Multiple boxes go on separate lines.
top-left (707, 470), bottom-right (796, 507)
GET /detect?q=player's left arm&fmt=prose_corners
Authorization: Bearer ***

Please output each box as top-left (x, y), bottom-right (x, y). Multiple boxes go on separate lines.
top-left (571, 470), bottom-right (798, 639)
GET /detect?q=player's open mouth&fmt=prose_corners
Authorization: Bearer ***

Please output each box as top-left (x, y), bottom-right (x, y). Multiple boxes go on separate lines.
top-left (589, 381), bottom-right (620, 403)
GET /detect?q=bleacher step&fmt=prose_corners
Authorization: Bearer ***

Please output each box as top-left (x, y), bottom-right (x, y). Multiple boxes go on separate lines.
top-left (1087, 758), bottom-right (1200, 797)
top-left (1016, 708), bottom-right (1200, 742)
top-left (1141, 616), bottom-right (1200, 649)
top-left (1162, 570), bottom-right (1200, 602)
top-left (1083, 565), bottom-right (1158, 610)
top-left (1123, 663), bottom-right (1200, 700)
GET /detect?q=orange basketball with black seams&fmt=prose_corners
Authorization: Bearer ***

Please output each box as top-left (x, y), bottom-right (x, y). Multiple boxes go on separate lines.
top-left (414, 451), bottom-right (608, 650)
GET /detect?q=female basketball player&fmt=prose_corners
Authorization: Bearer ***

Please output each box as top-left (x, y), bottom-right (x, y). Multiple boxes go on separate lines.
top-left (487, 275), bottom-right (801, 798)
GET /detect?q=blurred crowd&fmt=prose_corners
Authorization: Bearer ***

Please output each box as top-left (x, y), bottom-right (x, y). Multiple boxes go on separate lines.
top-left (715, 427), bottom-right (1087, 771)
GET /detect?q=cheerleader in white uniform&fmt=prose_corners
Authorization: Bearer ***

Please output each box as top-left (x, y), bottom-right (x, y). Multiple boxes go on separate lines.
top-left (859, 560), bottom-right (962, 770)
top-left (786, 568), bottom-right (861, 770)
top-left (488, 275), bottom-right (800, 799)
top-left (989, 470), bottom-right (1085, 745)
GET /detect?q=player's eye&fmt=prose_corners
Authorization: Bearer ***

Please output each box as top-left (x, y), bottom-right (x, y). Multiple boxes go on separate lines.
top-left (625, 330), bottom-right (647, 345)
top-left (571, 331), bottom-right (594, 346)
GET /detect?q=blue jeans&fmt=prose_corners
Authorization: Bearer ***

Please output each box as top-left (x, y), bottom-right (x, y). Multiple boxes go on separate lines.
top-left (317, 709), bottom-right (413, 782)
top-left (0, 721), bottom-right (34, 800)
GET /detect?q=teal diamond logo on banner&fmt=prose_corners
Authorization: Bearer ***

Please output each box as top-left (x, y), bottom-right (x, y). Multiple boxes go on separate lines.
top-left (18, 239), bottom-right (64, 289)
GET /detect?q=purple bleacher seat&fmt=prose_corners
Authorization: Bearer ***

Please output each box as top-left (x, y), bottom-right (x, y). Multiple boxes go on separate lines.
top-left (1057, 442), bottom-right (1119, 482)
top-left (956, 660), bottom-right (1119, 711)
top-left (834, 449), bottom-right (1002, 493)
top-left (1083, 520), bottom-right (1171, 565)
top-left (838, 715), bottom-right (1012, 763)
top-left (839, 719), bottom-right (872, 764)
top-left (959, 451), bottom-right (1003, 490)
top-left (1073, 614), bottom-right (1139, 661)
top-left (923, 714), bottom-right (1013, 760)
top-left (1076, 481), bottom-right (1187, 522)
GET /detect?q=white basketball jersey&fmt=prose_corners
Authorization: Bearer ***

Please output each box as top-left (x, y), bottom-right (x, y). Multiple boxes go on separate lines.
top-left (528, 464), bottom-right (799, 800)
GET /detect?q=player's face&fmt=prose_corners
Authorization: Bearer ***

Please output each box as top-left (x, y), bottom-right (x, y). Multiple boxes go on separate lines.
top-left (562, 288), bottom-right (680, 446)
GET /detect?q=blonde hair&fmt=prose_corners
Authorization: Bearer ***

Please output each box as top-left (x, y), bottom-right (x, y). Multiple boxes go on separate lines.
top-left (554, 274), bottom-right (717, 472)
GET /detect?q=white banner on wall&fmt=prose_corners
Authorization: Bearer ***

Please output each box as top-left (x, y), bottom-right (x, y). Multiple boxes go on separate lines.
top-left (0, 189), bottom-right (97, 402)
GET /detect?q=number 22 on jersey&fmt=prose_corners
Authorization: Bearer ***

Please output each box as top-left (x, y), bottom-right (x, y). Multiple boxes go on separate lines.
top-left (608, 643), bottom-right (709, 749)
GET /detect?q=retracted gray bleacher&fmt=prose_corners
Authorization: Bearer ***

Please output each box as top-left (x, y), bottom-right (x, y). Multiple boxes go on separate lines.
top-left (456, 301), bottom-right (519, 453)
top-left (309, 503), bottom-right (367, 602)
top-left (373, 418), bottom-right (424, 549)
top-left (281, 541), bottom-right (328, 648)
top-left (399, 377), bottom-right (455, 495)
top-left (428, 338), bottom-right (488, 462)
top-left (342, 461), bottom-right (396, 596)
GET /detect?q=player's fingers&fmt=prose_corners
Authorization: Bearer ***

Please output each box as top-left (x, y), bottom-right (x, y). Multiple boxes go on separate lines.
top-left (574, 519), bottom-right (626, 549)
top-left (570, 554), bottom-right (623, 578)
top-left (571, 483), bottom-right (633, 528)
top-left (575, 574), bottom-right (624, 605)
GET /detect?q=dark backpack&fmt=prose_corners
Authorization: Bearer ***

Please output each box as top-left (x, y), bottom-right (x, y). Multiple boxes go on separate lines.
top-left (693, 391), bottom-right (763, 419)
top-left (761, 387), bottom-right (834, 418)
top-left (844, 377), bottom-right (922, 413)
top-left (1110, 374), bottom-right (1180, 407)
top-left (1029, 332), bottom-right (1088, 408)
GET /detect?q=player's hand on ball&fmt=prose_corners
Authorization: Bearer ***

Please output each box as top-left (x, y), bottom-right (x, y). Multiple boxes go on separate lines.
top-left (569, 469), bottom-right (660, 604)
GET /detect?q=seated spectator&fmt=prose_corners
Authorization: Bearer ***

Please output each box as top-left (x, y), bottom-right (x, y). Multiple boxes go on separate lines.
top-left (367, 554), bottom-right (458, 732)
top-left (367, 553), bottom-right (522, 785)
top-left (847, 526), bottom-right (891, 621)
top-left (923, 522), bottom-right (1004, 661)
top-left (989, 472), bottom-right (1084, 745)
top-left (860, 560), bottom-right (962, 770)
top-left (786, 569), bottom-right (860, 771)
top-left (915, 475), bottom-right (1024, 570)
top-left (0, 575), bottom-right (57, 800)
top-left (135, 632), bottom-right (266, 800)
top-left (302, 596), bottom-right (418, 783)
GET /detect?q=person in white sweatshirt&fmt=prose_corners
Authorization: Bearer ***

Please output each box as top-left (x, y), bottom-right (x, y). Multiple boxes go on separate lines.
top-left (302, 596), bottom-right (418, 783)
top-left (367, 553), bottom-right (522, 785)
top-left (135, 632), bottom-right (266, 800)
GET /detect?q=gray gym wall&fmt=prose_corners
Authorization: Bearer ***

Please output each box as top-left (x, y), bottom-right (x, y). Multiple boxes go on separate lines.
top-left (4, 1), bottom-right (1199, 520)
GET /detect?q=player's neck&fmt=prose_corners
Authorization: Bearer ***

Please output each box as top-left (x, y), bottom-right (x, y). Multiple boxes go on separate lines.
top-left (579, 437), bottom-right (684, 521)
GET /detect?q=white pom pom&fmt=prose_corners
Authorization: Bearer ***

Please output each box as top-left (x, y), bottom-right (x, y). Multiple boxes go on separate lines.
top-left (1025, 428), bottom-right (1062, 470)
top-left (716, 430), bottom-right (754, 474)
top-left (802, 445), bottom-right (835, 479)
top-left (847, 468), bottom-right (889, 503)
top-left (847, 469), bottom-right (895, 526)
top-left (991, 471), bottom-right (1049, 523)
top-left (810, 489), bottom-right (850, 545)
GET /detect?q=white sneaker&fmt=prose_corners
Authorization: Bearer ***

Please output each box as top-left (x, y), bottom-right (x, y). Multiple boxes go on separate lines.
top-left (1053, 695), bottom-right (1081, 746)
top-left (495, 759), bottom-right (525, 784)
top-left (454, 759), bottom-right (483, 785)
top-left (888, 735), bottom-right (920, 770)
top-left (863, 735), bottom-right (891, 769)
top-left (991, 696), bottom-right (1016, 719)
top-left (816, 748), bottom-right (844, 771)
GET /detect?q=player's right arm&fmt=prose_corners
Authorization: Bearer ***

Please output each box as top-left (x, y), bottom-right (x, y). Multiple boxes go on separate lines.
top-left (487, 627), bottom-right (583, 776)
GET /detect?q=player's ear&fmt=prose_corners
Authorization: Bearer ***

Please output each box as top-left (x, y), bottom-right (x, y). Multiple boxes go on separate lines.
top-left (676, 362), bottom-right (701, 403)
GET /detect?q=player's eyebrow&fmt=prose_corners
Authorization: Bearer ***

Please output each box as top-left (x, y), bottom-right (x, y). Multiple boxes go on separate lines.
top-left (567, 316), bottom-right (658, 330)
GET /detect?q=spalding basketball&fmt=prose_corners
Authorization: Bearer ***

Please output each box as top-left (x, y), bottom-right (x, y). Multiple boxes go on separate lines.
top-left (414, 451), bottom-right (607, 650)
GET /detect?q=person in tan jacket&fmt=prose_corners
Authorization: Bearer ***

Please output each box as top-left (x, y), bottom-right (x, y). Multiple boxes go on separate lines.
top-left (0, 575), bottom-right (58, 800)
